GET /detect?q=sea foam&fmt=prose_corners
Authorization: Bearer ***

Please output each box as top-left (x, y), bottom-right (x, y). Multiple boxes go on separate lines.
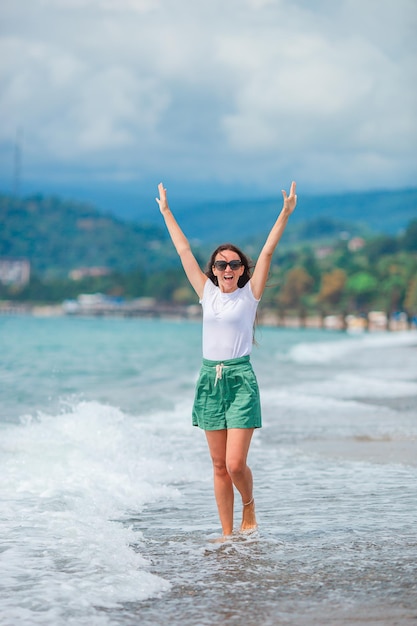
top-left (287, 330), bottom-right (417, 364)
top-left (0, 401), bottom-right (183, 625)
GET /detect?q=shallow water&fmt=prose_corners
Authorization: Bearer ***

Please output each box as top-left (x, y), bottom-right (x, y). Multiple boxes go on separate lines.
top-left (1, 316), bottom-right (416, 625)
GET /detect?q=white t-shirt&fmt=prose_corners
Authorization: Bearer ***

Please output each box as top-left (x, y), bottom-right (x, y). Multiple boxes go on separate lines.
top-left (200, 279), bottom-right (260, 360)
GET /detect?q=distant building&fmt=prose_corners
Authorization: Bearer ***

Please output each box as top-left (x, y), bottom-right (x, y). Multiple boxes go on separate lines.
top-left (348, 237), bottom-right (366, 252)
top-left (315, 246), bottom-right (334, 259)
top-left (0, 257), bottom-right (31, 286)
top-left (69, 267), bottom-right (111, 280)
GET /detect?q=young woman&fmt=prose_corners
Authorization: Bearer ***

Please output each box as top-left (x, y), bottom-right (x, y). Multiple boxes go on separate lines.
top-left (156, 181), bottom-right (297, 538)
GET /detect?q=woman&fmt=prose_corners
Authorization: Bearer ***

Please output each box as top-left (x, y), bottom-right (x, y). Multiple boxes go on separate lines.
top-left (156, 181), bottom-right (297, 538)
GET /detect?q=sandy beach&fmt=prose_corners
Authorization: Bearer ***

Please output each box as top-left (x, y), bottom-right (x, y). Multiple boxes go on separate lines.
top-left (298, 434), bottom-right (417, 467)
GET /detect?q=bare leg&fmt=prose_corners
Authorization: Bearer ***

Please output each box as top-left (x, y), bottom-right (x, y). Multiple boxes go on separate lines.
top-left (205, 429), bottom-right (234, 536)
top-left (225, 428), bottom-right (257, 532)
top-left (205, 428), bottom-right (257, 536)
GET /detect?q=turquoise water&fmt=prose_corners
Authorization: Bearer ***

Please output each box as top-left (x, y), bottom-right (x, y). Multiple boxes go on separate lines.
top-left (1, 316), bottom-right (417, 625)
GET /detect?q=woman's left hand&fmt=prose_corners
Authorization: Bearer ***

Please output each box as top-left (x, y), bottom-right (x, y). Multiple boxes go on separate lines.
top-left (282, 181), bottom-right (297, 215)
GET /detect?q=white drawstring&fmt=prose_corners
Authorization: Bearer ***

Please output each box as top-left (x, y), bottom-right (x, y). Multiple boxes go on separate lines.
top-left (214, 363), bottom-right (224, 386)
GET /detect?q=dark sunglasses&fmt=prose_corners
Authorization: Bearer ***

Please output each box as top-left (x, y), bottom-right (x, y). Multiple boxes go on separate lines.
top-left (213, 260), bottom-right (243, 271)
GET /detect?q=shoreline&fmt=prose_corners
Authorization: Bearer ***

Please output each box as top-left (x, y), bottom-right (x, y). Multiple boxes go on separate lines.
top-left (296, 435), bottom-right (417, 467)
top-left (294, 604), bottom-right (417, 626)
top-left (0, 300), bottom-right (415, 333)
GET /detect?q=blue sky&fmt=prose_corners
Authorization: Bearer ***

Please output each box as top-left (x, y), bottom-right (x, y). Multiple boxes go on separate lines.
top-left (1, 0), bottom-right (416, 208)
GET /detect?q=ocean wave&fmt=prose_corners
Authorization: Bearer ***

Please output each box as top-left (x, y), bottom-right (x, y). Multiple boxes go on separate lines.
top-left (0, 400), bottom-right (193, 624)
top-left (287, 330), bottom-right (417, 364)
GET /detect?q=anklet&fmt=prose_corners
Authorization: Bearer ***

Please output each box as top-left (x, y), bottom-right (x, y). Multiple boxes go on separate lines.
top-left (243, 496), bottom-right (254, 506)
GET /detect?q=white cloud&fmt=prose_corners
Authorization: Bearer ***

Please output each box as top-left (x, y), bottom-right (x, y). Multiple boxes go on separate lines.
top-left (0, 0), bottom-right (416, 195)
top-left (39, 0), bottom-right (160, 12)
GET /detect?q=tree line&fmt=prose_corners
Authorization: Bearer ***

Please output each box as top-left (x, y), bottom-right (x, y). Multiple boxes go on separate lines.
top-left (2, 219), bottom-right (416, 320)
top-left (262, 219), bottom-right (417, 321)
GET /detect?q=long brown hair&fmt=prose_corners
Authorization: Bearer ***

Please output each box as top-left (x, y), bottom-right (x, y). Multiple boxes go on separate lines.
top-left (204, 243), bottom-right (254, 287)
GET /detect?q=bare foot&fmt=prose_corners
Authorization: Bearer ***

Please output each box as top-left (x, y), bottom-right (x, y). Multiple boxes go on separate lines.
top-left (209, 534), bottom-right (233, 544)
top-left (240, 498), bottom-right (257, 533)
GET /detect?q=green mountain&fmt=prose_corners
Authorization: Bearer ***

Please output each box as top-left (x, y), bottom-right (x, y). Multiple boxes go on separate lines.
top-left (172, 188), bottom-right (417, 244)
top-left (0, 193), bottom-right (176, 278)
top-left (1, 188), bottom-right (416, 278)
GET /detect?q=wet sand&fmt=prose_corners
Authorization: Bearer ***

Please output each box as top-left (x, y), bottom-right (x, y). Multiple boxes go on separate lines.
top-left (295, 393), bottom-right (417, 467)
top-left (295, 605), bottom-right (417, 625)
top-left (298, 436), bottom-right (417, 467)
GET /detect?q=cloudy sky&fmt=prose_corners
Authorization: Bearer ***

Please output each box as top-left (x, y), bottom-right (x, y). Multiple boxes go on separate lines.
top-left (1, 0), bottom-right (416, 207)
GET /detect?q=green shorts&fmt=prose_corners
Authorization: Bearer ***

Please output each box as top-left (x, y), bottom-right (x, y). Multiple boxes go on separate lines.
top-left (192, 355), bottom-right (262, 431)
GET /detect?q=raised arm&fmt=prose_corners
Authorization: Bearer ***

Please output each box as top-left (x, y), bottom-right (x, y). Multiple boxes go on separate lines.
top-left (250, 181), bottom-right (297, 300)
top-left (155, 183), bottom-right (207, 299)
